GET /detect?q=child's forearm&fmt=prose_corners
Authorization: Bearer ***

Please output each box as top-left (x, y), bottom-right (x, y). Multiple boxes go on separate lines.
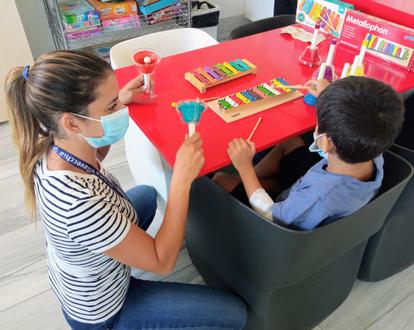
top-left (238, 164), bottom-right (263, 198)
top-left (239, 165), bottom-right (274, 221)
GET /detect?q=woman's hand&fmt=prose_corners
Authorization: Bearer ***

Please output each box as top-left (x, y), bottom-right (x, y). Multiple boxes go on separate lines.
top-left (118, 75), bottom-right (153, 104)
top-left (304, 79), bottom-right (330, 98)
top-left (172, 133), bottom-right (205, 186)
top-left (227, 138), bottom-right (255, 174)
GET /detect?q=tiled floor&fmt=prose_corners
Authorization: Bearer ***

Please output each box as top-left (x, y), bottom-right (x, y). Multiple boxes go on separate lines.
top-left (2, 15), bottom-right (414, 330)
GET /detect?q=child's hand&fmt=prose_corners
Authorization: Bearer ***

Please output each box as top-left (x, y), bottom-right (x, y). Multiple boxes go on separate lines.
top-left (118, 75), bottom-right (153, 104)
top-left (227, 138), bottom-right (256, 173)
top-left (305, 79), bottom-right (330, 98)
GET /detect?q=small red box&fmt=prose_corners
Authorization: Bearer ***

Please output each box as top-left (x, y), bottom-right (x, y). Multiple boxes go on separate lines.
top-left (339, 9), bottom-right (414, 71)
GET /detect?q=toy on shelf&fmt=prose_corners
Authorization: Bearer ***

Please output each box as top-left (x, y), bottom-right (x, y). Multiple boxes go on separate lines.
top-left (174, 99), bottom-right (206, 136)
top-left (184, 59), bottom-right (257, 93)
top-left (132, 49), bottom-right (160, 101)
top-left (298, 21), bottom-right (322, 67)
top-left (312, 39), bottom-right (338, 82)
top-left (207, 77), bottom-right (303, 123)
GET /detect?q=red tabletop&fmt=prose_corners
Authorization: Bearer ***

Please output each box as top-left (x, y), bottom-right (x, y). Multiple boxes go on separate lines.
top-left (346, 0), bottom-right (414, 29)
top-left (115, 26), bottom-right (414, 176)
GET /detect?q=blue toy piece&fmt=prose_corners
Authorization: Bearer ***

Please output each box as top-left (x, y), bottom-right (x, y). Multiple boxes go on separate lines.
top-left (177, 100), bottom-right (206, 123)
top-left (304, 93), bottom-right (317, 106)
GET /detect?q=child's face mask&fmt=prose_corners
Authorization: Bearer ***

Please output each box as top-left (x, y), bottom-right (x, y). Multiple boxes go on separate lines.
top-left (309, 132), bottom-right (328, 159)
top-left (73, 107), bottom-right (129, 148)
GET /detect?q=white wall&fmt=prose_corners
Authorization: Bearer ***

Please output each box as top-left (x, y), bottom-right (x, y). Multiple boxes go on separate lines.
top-left (213, 0), bottom-right (246, 18)
top-left (0, 0), bottom-right (34, 122)
top-left (244, 0), bottom-right (274, 21)
top-left (15, 0), bottom-right (56, 58)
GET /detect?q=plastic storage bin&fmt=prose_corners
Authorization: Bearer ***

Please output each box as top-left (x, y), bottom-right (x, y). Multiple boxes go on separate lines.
top-left (191, 1), bottom-right (220, 28)
top-left (191, 1), bottom-right (219, 39)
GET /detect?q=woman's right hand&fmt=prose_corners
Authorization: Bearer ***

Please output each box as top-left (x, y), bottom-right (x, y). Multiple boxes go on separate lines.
top-left (172, 132), bottom-right (205, 186)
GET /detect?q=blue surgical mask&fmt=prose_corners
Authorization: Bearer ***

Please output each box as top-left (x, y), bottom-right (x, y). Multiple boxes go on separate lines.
top-left (309, 132), bottom-right (328, 159)
top-left (74, 107), bottom-right (129, 148)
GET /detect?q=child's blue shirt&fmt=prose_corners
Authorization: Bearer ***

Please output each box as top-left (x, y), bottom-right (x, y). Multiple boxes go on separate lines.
top-left (272, 155), bottom-right (384, 230)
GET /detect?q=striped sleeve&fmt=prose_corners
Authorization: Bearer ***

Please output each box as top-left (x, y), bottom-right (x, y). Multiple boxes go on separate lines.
top-left (66, 196), bottom-right (131, 253)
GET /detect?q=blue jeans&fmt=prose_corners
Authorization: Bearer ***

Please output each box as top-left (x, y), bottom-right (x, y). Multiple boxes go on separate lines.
top-left (63, 185), bottom-right (247, 330)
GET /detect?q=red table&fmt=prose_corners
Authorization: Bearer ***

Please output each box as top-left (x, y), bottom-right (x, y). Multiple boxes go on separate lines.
top-left (346, 0), bottom-right (414, 29)
top-left (115, 26), bottom-right (414, 176)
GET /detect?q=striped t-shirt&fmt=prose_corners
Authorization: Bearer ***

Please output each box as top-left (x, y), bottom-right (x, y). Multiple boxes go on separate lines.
top-left (34, 157), bottom-right (138, 324)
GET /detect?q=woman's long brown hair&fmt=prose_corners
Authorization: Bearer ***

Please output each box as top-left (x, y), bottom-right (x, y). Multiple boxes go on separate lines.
top-left (5, 50), bottom-right (112, 218)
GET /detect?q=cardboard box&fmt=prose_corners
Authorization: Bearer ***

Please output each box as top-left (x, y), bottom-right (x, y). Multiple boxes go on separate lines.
top-left (339, 10), bottom-right (414, 71)
top-left (138, 0), bottom-right (179, 16)
top-left (296, 0), bottom-right (354, 38)
top-left (102, 15), bottom-right (140, 31)
top-left (87, 0), bottom-right (138, 20)
top-left (59, 0), bottom-right (100, 32)
top-left (140, 0), bottom-right (161, 5)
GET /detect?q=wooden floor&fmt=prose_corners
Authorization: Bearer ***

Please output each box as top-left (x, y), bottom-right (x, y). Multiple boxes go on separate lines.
top-left (3, 114), bottom-right (414, 330)
top-left (2, 16), bottom-right (414, 330)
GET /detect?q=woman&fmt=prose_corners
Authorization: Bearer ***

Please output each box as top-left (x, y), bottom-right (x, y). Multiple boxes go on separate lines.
top-left (5, 50), bottom-right (246, 330)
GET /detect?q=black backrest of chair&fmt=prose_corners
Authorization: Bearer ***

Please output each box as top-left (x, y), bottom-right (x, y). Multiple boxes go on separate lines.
top-left (395, 92), bottom-right (414, 149)
top-left (359, 144), bottom-right (414, 281)
top-left (230, 15), bottom-right (296, 40)
top-left (187, 151), bottom-right (412, 289)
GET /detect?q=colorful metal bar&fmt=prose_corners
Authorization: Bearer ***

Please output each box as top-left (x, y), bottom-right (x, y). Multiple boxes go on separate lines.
top-left (262, 83), bottom-right (281, 95)
top-left (235, 92), bottom-right (251, 104)
top-left (223, 62), bottom-right (239, 75)
top-left (215, 64), bottom-right (233, 76)
top-left (272, 78), bottom-right (293, 92)
top-left (230, 60), bottom-right (245, 72)
top-left (229, 94), bottom-right (244, 105)
top-left (197, 68), bottom-right (215, 83)
top-left (247, 89), bottom-right (263, 100)
top-left (235, 59), bottom-right (250, 71)
top-left (224, 97), bottom-right (239, 107)
top-left (192, 71), bottom-right (209, 83)
top-left (218, 98), bottom-right (233, 110)
top-left (252, 87), bottom-right (267, 99)
top-left (204, 67), bottom-right (221, 80)
top-left (257, 85), bottom-right (275, 96)
top-left (241, 90), bottom-right (257, 102)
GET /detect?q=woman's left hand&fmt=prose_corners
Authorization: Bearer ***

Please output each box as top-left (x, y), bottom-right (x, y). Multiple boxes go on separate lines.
top-left (118, 74), bottom-right (153, 104)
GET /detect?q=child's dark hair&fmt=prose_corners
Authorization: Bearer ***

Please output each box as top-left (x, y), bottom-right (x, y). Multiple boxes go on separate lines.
top-left (316, 76), bottom-right (404, 163)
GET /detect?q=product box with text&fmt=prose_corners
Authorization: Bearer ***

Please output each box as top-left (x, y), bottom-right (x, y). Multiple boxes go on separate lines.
top-left (87, 0), bottom-right (138, 21)
top-left (296, 0), bottom-right (354, 38)
top-left (339, 10), bottom-right (414, 71)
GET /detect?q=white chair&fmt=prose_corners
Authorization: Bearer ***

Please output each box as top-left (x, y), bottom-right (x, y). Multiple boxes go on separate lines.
top-left (110, 28), bottom-right (218, 213)
top-left (110, 28), bottom-right (219, 69)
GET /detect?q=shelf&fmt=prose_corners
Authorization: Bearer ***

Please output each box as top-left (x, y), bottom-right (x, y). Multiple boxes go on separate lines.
top-left (43, 0), bottom-right (192, 50)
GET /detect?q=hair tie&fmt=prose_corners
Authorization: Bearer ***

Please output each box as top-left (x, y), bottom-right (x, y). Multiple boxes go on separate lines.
top-left (22, 65), bottom-right (30, 81)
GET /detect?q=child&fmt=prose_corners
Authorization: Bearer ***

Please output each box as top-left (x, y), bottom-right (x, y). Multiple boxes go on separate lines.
top-left (214, 76), bottom-right (404, 230)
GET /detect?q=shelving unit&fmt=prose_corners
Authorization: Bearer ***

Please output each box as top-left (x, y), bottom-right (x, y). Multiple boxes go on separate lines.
top-left (43, 0), bottom-right (192, 51)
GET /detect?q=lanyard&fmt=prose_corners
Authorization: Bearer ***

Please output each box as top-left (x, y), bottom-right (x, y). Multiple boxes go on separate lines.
top-left (51, 145), bottom-right (129, 201)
